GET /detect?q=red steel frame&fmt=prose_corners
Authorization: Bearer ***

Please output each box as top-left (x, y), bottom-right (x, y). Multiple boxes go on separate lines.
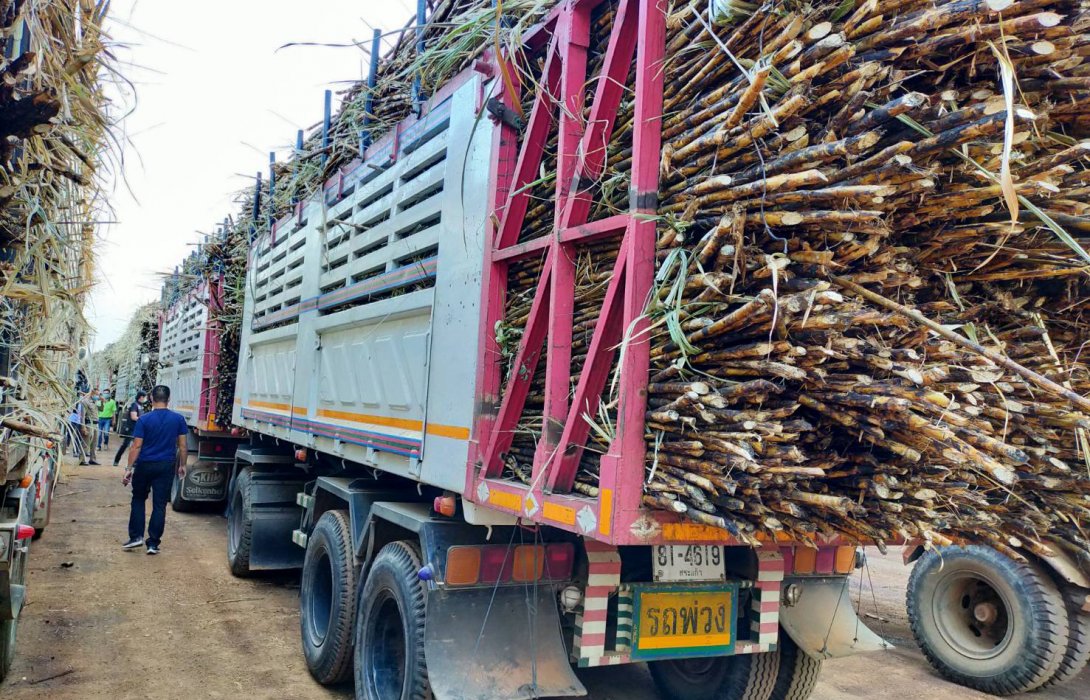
top-left (467, 0), bottom-right (715, 546)
top-left (199, 274), bottom-right (225, 432)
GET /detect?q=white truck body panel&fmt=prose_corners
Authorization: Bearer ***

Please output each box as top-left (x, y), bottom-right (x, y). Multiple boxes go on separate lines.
top-left (157, 283), bottom-right (210, 428)
top-left (235, 75), bottom-right (492, 493)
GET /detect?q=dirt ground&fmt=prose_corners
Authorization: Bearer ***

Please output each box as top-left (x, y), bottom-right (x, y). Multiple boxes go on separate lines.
top-left (2, 460), bottom-right (1086, 699)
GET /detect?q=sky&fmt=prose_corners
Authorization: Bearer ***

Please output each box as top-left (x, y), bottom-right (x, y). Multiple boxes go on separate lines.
top-left (88, 0), bottom-right (416, 349)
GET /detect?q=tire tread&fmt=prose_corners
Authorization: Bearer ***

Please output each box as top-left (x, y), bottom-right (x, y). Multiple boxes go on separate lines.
top-left (300, 509), bottom-right (356, 684)
top-left (1042, 585), bottom-right (1090, 688)
top-left (227, 469), bottom-right (253, 578)
top-left (771, 634), bottom-right (821, 700)
top-left (356, 540), bottom-right (432, 700)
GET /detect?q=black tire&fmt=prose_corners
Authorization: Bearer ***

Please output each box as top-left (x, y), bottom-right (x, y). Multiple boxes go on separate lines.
top-left (649, 652), bottom-right (779, 700)
top-left (770, 633), bottom-right (821, 700)
top-left (170, 471), bottom-right (196, 512)
top-left (906, 545), bottom-right (1069, 695)
top-left (354, 540), bottom-right (430, 700)
top-left (227, 468), bottom-right (254, 577)
top-left (1042, 584), bottom-right (1090, 689)
top-left (301, 510), bottom-right (357, 685)
top-left (0, 618), bottom-right (16, 682)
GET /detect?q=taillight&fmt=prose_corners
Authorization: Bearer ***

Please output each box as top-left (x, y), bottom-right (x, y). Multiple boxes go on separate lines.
top-left (834, 546), bottom-right (857, 574)
top-left (479, 546), bottom-right (513, 584)
top-left (793, 548), bottom-right (817, 574)
top-left (14, 525), bottom-right (35, 540)
top-left (446, 547), bottom-right (482, 586)
top-left (513, 545), bottom-right (545, 582)
top-left (444, 543), bottom-right (574, 587)
top-left (787, 545), bottom-right (859, 575)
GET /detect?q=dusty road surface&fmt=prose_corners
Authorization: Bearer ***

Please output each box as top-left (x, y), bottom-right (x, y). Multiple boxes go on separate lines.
top-left (2, 461), bottom-right (1086, 699)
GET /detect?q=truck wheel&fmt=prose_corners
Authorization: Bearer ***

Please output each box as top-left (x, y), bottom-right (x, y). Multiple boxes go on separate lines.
top-left (770, 633), bottom-right (821, 700)
top-left (1042, 585), bottom-right (1090, 688)
top-left (301, 510), bottom-right (357, 684)
top-left (0, 618), bottom-right (16, 681)
top-left (907, 545), bottom-right (1069, 695)
top-left (170, 472), bottom-right (196, 512)
top-left (354, 541), bottom-right (430, 700)
top-left (227, 468), bottom-right (254, 577)
top-left (648, 651), bottom-right (778, 700)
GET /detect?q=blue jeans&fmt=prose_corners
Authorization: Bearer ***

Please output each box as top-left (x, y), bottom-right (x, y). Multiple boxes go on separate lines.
top-left (128, 461), bottom-right (175, 547)
top-left (97, 417), bottom-right (112, 448)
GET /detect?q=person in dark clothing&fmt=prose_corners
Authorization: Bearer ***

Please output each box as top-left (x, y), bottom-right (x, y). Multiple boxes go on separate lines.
top-left (113, 390), bottom-right (147, 466)
top-left (122, 385), bottom-right (188, 555)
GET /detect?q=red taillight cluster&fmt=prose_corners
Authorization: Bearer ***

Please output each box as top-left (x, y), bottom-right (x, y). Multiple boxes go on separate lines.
top-left (782, 545), bottom-right (858, 575)
top-left (14, 525), bottom-right (35, 541)
top-left (445, 543), bottom-right (575, 586)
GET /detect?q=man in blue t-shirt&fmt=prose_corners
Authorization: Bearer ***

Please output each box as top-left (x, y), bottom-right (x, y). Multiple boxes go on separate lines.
top-left (122, 384), bottom-right (188, 555)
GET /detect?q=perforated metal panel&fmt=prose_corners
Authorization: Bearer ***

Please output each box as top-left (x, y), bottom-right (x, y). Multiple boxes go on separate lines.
top-left (234, 72), bottom-right (492, 492)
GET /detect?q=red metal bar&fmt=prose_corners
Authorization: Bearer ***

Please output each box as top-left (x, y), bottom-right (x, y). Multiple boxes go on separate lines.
top-left (492, 236), bottom-right (552, 263)
top-left (534, 3), bottom-right (591, 481)
top-left (481, 255), bottom-right (554, 477)
top-left (494, 35), bottom-right (562, 249)
top-left (545, 237), bottom-right (629, 493)
top-left (558, 0), bottom-right (639, 230)
top-left (558, 213), bottom-right (631, 245)
top-left (468, 48), bottom-right (525, 486)
top-left (608, 0), bottom-right (666, 533)
top-left (494, 213), bottom-right (630, 263)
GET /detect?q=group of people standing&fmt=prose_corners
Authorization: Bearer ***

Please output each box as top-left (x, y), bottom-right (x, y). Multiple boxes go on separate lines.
top-left (66, 388), bottom-right (147, 466)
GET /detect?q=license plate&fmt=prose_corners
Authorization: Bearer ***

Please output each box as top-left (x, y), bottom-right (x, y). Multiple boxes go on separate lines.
top-left (633, 587), bottom-right (736, 659)
top-left (654, 545), bottom-right (725, 582)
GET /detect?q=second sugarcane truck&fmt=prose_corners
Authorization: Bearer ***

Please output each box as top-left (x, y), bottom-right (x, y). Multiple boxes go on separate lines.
top-left (157, 271), bottom-right (239, 511)
top-left (158, 1), bottom-right (1089, 698)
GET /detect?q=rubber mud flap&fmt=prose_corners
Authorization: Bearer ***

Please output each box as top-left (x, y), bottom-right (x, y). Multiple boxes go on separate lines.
top-left (424, 586), bottom-right (585, 700)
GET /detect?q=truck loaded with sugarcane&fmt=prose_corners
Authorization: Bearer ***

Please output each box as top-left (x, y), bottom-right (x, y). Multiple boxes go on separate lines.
top-left (0, 0), bottom-right (111, 681)
top-left (146, 0), bottom-right (1090, 698)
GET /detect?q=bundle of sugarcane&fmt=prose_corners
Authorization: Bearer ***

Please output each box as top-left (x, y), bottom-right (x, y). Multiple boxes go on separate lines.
top-left (492, 0), bottom-right (1090, 559)
top-left (1, 0), bottom-right (112, 440)
top-left (639, 0), bottom-right (1090, 555)
top-left (266, 0), bottom-right (553, 223)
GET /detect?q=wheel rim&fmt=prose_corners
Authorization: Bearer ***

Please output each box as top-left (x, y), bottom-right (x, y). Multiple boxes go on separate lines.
top-left (228, 487), bottom-right (244, 554)
top-left (307, 547), bottom-right (334, 646)
top-left (931, 570), bottom-right (1014, 660)
top-left (366, 591), bottom-right (407, 700)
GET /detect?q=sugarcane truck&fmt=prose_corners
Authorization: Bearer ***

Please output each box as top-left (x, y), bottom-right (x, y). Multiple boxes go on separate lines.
top-left (0, 346), bottom-right (60, 681)
top-left (153, 1), bottom-right (1089, 697)
top-left (157, 273), bottom-right (239, 511)
top-left (206, 5), bottom-right (896, 699)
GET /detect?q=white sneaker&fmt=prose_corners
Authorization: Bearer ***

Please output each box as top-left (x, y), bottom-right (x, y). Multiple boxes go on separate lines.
top-left (122, 538), bottom-right (144, 550)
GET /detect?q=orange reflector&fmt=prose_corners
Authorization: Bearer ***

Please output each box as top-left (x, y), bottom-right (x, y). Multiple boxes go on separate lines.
top-left (18, 474), bottom-right (33, 489)
top-left (512, 545), bottom-right (546, 582)
top-left (433, 495), bottom-right (456, 518)
top-left (446, 547), bottom-right (482, 586)
top-left (793, 547), bottom-right (817, 575)
top-left (834, 546), bottom-right (857, 574)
